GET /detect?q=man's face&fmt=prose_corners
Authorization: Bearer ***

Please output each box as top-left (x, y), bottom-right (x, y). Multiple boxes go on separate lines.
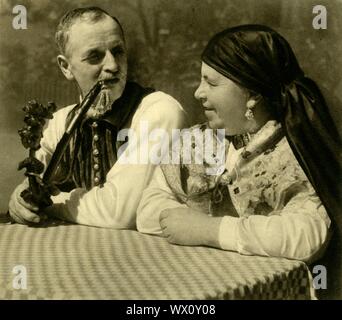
top-left (63, 16), bottom-right (127, 108)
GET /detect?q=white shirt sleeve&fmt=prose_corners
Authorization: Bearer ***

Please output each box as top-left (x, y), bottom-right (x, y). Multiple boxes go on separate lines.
top-left (136, 165), bottom-right (187, 235)
top-left (41, 92), bottom-right (187, 229)
top-left (35, 104), bottom-right (76, 168)
top-left (218, 190), bottom-right (331, 263)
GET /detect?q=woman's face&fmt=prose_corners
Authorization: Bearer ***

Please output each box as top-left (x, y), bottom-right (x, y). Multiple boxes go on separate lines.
top-left (194, 62), bottom-right (249, 135)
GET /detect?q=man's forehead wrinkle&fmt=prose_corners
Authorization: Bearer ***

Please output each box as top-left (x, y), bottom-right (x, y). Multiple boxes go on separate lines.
top-left (71, 14), bottom-right (118, 29)
top-left (65, 21), bottom-right (123, 56)
top-left (82, 36), bottom-right (124, 49)
top-left (69, 21), bottom-right (121, 39)
top-left (83, 40), bottom-right (124, 55)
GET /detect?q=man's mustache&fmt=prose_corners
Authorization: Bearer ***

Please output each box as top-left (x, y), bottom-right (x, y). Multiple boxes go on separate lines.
top-left (99, 70), bottom-right (127, 83)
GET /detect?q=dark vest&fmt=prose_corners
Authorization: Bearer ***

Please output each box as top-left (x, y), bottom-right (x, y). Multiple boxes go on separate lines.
top-left (52, 82), bottom-right (154, 192)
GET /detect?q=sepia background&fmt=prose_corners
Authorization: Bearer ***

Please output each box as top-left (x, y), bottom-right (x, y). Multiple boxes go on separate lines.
top-left (0, 0), bottom-right (341, 212)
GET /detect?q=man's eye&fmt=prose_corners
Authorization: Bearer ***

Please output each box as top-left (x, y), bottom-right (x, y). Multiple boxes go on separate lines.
top-left (111, 47), bottom-right (125, 56)
top-left (86, 53), bottom-right (103, 64)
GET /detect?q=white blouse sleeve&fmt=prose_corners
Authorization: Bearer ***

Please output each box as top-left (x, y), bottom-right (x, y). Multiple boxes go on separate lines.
top-left (218, 188), bottom-right (331, 263)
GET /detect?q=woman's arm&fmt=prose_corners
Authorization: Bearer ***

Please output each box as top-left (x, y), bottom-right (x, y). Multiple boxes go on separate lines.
top-left (218, 190), bottom-right (331, 263)
top-left (160, 187), bottom-right (331, 263)
top-left (159, 208), bottom-right (222, 247)
top-left (137, 165), bottom-right (223, 246)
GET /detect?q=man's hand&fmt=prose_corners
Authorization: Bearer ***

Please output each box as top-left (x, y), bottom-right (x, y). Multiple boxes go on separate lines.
top-left (8, 182), bottom-right (41, 224)
top-left (159, 208), bottom-right (221, 247)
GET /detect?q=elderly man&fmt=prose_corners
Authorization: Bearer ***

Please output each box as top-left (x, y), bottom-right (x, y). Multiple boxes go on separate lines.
top-left (8, 7), bottom-right (187, 228)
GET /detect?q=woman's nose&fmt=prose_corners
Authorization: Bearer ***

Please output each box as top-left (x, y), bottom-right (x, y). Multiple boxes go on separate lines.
top-left (194, 83), bottom-right (205, 100)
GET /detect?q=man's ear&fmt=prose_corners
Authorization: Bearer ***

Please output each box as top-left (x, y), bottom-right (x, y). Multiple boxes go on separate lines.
top-left (57, 55), bottom-right (74, 81)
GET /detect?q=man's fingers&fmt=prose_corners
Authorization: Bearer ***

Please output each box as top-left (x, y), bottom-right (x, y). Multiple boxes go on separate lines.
top-left (9, 198), bottom-right (40, 224)
top-left (12, 209), bottom-right (40, 224)
top-left (17, 193), bottom-right (39, 212)
top-left (21, 209), bottom-right (40, 223)
top-left (9, 208), bottom-right (26, 225)
top-left (8, 182), bottom-right (40, 225)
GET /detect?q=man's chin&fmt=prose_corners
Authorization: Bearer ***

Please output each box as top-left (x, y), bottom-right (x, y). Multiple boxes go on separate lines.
top-left (101, 89), bottom-right (119, 103)
top-left (86, 91), bottom-right (115, 119)
top-left (84, 81), bottom-right (126, 118)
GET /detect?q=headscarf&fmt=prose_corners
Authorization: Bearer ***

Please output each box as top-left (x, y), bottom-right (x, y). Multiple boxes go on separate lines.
top-left (202, 24), bottom-right (342, 299)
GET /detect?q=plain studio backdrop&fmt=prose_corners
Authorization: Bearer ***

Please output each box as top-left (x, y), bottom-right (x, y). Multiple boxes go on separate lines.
top-left (0, 0), bottom-right (341, 212)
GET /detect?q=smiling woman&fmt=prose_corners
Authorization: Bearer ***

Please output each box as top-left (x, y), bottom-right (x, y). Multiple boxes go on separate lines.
top-left (194, 63), bottom-right (269, 135)
top-left (137, 24), bottom-right (342, 299)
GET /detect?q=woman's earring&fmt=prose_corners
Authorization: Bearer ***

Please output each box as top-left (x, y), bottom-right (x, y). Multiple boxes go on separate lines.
top-left (245, 99), bottom-right (256, 120)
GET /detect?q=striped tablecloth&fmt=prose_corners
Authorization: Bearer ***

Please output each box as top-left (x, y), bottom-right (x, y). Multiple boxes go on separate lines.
top-left (0, 221), bottom-right (311, 300)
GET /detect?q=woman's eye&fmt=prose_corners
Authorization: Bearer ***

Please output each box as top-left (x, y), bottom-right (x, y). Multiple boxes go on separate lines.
top-left (208, 81), bottom-right (218, 87)
top-left (202, 78), bottom-right (218, 87)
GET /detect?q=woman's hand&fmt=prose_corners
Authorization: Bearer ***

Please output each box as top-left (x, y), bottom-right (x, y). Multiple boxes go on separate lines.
top-left (159, 208), bottom-right (222, 247)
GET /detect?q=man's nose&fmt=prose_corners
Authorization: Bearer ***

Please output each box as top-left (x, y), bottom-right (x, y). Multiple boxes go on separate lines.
top-left (103, 51), bottom-right (118, 73)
